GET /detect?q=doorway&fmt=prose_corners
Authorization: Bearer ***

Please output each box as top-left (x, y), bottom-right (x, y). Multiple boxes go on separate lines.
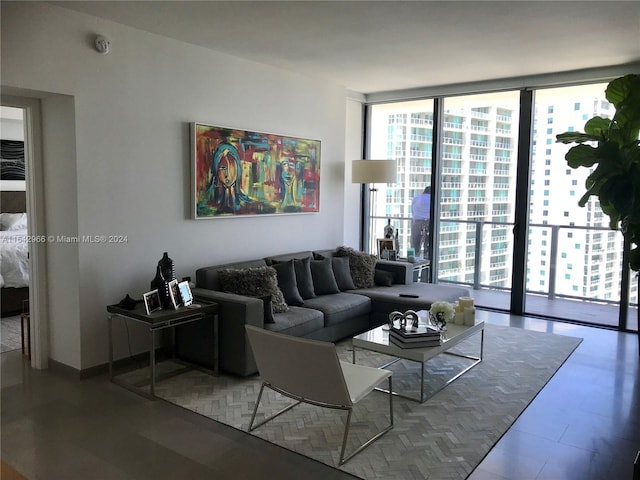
top-left (1, 95), bottom-right (48, 369)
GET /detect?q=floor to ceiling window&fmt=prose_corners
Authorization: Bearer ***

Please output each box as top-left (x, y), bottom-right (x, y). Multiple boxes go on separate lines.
top-left (439, 92), bottom-right (520, 310)
top-left (527, 84), bottom-right (637, 329)
top-left (364, 79), bottom-right (638, 333)
top-left (368, 100), bottom-right (435, 255)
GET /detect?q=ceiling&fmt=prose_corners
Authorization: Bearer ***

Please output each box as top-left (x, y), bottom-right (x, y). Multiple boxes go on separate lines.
top-left (52, 1), bottom-right (640, 95)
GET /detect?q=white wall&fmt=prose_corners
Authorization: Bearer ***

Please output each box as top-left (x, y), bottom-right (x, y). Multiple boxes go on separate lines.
top-left (1, 2), bottom-right (352, 370)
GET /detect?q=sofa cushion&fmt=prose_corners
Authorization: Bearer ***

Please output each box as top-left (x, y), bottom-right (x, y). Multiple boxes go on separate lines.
top-left (218, 266), bottom-right (289, 313)
top-left (271, 260), bottom-right (304, 306)
top-left (335, 246), bottom-right (376, 288)
top-left (352, 283), bottom-right (472, 316)
top-left (374, 269), bottom-right (395, 287)
top-left (302, 292), bottom-right (371, 328)
top-left (332, 256), bottom-right (357, 291)
top-left (310, 257), bottom-right (340, 295)
top-left (264, 306), bottom-right (324, 336)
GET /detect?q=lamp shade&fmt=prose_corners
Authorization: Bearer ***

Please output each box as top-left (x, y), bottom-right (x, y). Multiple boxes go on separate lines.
top-left (351, 159), bottom-right (397, 184)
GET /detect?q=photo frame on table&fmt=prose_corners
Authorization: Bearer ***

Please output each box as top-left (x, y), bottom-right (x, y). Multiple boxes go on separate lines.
top-left (377, 238), bottom-right (396, 259)
top-left (168, 279), bottom-right (181, 309)
top-left (178, 281), bottom-right (193, 307)
top-left (192, 123), bottom-right (321, 219)
top-left (143, 289), bottom-right (162, 315)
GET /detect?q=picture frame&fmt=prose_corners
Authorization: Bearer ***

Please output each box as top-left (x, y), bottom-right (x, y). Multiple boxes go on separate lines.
top-left (377, 238), bottom-right (395, 259)
top-left (143, 289), bottom-right (162, 315)
top-left (178, 281), bottom-right (193, 307)
top-left (192, 123), bottom-right (321, 219)
top-left (168, 279), bottom-right (181, 309)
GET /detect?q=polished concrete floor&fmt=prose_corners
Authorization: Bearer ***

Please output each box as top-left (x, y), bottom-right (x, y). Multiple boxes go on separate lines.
top-left (1, 311), bottom-right (639, 480)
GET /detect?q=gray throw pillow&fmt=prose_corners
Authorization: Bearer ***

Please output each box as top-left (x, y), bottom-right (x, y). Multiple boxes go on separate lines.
top-left (310, 257), bottom-right (340, 295)
top-left (274, 257), bottom-right (316, 300)
top-left (374, 269), bottom-right (395, 287)
top-left (259, 295), bottom-right (275, 323)
top-left (332, 256), bottom-right (356, 291)
top-left (218, 267), bottom-right (288, 313)
top-left (293, 256), bottom-right (315, 300)
top-left (335, 246), bottom-right (376, 288)
top-left (272, 260), bottom-right (304, 306)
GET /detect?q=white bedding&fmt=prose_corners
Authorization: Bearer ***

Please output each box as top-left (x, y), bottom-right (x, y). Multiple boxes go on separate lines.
top-left (0, 229), bottom-right (29, 288)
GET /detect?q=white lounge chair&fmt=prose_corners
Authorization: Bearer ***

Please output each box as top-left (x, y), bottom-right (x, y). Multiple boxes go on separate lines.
top-left (245, 325), bottom-right (394, 465)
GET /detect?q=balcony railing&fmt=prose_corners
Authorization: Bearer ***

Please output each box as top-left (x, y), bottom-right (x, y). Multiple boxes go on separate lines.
top-left (368, 215), bottom-right (636, 329)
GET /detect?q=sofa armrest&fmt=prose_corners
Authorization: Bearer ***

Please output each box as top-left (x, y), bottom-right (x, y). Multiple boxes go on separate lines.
top-left (375, 259), bottom-right (413, 285)
top-left (175, 288), bottom-right (265, 376)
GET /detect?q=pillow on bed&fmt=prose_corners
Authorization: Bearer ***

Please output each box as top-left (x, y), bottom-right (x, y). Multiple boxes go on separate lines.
top-left (0, 212), bottom-right (27, 231)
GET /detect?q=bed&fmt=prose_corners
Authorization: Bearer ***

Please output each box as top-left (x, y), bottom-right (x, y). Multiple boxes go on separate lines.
top-left (1, 190), bottom-right (29, 317)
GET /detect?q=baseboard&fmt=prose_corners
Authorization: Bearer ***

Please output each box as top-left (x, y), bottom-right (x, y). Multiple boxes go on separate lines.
top-left (79, 349), bottom-right (172, 379)
top-left (47, 349), bottom-right (172, 379)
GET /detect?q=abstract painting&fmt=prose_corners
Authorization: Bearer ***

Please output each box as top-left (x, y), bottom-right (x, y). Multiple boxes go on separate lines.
top-left (192, 123), bottom-right (321, 219)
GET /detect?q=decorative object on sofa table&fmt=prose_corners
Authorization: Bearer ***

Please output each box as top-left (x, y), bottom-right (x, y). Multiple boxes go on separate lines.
top-left (117, 294), bottom-right (138, 310)
top-left (167, 279), bottom-right (181, 309)
top-left (150, 252), bottom-right (175, 309)
top-left (150, 264), bottom-right (168, 306)
top-left (377, 238), bottom-right (396, 260)
top-left (142, 289), bottom-right (162, 315)
top-left (429, 301), bottom-right (455, 331)
top-left (159, 252), bottom-right (175, 283)
top-left (383, 218), bottom-right (394, 239)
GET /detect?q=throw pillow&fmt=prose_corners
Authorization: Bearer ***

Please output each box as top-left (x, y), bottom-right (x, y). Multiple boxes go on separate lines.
top-left (273, 257), bottom-right (315, 300)
top-left (310, 257), bottom-right (340, 295)
top-left (293, 256), bottom-right (315, 300)
top-left (260, 295), bottom-right (275, 323)
top-left (332, 256), bottom-right (357, 291)
top-left (271, 260), bottom-right (304, 306)
top-left (335, 246), bottom-right (376, 289)
top-left (374, 269), bottom-right (395, 287)
top-left (218, 266), bottom-right (288, 313)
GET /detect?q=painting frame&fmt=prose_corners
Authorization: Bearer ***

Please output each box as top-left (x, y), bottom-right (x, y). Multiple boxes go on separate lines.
top-left (191, 122), bottom-right (321, 219)
top-left (168, 279), bottom-right (181, 310)
top-left (178, 281), bottom-right (193, 307)
top-left (143, 289), bottom-right (162, 315)
top-left (377, 238), bottom-right (396, 260)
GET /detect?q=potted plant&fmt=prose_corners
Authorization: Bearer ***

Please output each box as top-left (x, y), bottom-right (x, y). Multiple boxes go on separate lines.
top-left (556, 73), bottom-right (640, 355)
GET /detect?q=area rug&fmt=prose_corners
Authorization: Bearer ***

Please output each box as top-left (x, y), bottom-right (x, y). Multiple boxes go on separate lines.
top-left (122, 324), bottom-right (582, 480)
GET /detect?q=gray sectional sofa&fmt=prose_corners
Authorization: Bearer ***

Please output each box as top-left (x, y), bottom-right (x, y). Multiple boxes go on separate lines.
top-left (175, 247), bottom-right (471, 376)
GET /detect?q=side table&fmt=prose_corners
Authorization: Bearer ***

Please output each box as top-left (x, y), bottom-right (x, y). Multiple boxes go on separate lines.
top-left (107, 301), bottom-right (218, 399)
top-left (398, 258), bottom-right (430, 283)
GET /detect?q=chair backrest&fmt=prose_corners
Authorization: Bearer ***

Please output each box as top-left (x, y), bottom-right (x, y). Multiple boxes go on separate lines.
top-left (245, 325), bottom-right (352, 406)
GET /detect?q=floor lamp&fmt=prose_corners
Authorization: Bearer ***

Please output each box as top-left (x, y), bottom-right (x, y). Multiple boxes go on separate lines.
top-left (352, 159), bottom-right (397, 253)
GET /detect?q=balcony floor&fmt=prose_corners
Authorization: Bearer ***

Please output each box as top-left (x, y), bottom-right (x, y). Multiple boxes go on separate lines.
top-left (471, 287), bottom-right (639, 332)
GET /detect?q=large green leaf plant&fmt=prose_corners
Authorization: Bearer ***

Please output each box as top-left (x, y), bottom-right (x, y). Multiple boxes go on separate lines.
top-left (556, 74), bottom-right (640, 270)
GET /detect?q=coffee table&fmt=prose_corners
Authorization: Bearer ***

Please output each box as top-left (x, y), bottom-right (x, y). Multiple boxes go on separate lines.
top-left (352, 313), bottom-right (484, 403)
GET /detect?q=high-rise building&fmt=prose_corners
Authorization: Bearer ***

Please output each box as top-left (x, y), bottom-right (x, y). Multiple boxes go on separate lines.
top-left (368, 85), bottom-right (635, 307)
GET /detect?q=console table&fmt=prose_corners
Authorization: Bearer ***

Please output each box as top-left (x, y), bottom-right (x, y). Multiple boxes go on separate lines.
top-left (107, 302), bottom-right (218, 399)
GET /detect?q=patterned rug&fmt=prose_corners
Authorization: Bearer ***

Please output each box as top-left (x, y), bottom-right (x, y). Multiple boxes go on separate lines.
top-left (119, 324), bottom-right (582, 479)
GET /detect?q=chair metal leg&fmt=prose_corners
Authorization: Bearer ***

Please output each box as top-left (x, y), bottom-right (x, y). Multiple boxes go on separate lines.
top-left (249, 379), bottom-right (393, 467)
top-left (248, 382), bottom-right (303, 432)
top-left (338, 376), bottom-right (394, 466)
